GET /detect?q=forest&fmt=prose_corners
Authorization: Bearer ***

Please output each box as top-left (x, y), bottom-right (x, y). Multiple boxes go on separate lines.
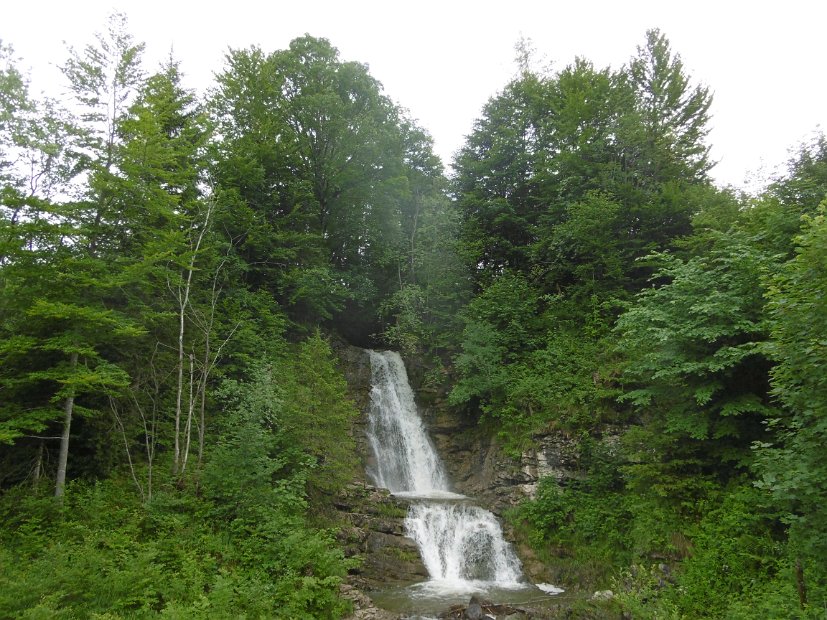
top-left (1, 13), bottom-right (825, 619)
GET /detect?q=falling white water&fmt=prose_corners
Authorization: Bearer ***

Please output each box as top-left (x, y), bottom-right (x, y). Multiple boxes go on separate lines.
top-left (366, 350), bottom-right (523, 588)
top-left (406, 501), bottom-right (523, 585)
top-left (366, 350), bottom-right (448, 493)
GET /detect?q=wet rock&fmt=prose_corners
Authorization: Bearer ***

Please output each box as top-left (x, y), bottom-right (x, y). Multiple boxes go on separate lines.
top-left (334, 483), bottom-right (427, 587)
top-left (340, 583), bottom-right (397, 620)
top-left (464, 594), bottom-right (484, 619)
top-left (333, 343), bottom-right (376, 476)
top-left (438, 598), bottom-right (538, 619)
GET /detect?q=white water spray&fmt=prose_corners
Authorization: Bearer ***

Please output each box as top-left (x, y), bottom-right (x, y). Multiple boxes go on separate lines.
top-left (366, 350), bottom-right (448, 493)
top-left (366, 350), bottom-right (523, 589)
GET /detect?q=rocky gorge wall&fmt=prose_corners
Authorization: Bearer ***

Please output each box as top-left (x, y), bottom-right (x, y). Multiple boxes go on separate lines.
top-left (332, 343), bottom-right (621, 591)
top-left (397, 352), bottom-right (613, 516)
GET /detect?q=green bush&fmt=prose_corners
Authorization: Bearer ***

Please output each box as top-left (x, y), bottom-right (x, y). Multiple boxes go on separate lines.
top-left (0, 349), bottom-right (354, 619)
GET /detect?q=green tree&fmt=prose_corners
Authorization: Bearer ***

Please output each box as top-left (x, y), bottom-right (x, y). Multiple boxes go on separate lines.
top-left (0, 40), bottom-right (32, 193)
top-left (615, 233), bottom-right (775, 457)
top-left (277, 333), bottom-right (359, 498)
top-left (60, 11), bottom-right (145, 254)
top-left (760, 206), bottom-right (827, 565)
top-left (535, 191), bottom-right (624, 302)
top-left (1, 42), bottom-right (71, 265)
top-left (210, 36), bottom-right (447, 342)
top-left (454, 72), bottom-right (545, 280)
top-left (611, 228), bottom-right (778, 543)
top-left (449, 273), bottom-right (538, 413)
top-left (534, 57), bottom-right (632, 206)
top-left (0, 28), bottom-right (145, 494)
top-left (456, 32), bottom-right (715, 304)
top-left (115, 59), bottom-right (220, 480)
top-left (768, 132), bottom-right (827, 215)
top-left (627, 28), bottom-right (712, 184)
top-left (0, 241), bottom-right (143, 495)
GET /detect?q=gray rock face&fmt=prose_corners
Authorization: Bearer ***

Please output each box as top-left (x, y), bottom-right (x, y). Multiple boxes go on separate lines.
top-left (514, 434), bottom-right (584, 499)
top-left (418, 398), bottom-right (587, 515)
top-left (335, 483), bottom-right (428, 587)
top-left (334, 340), bottom-right (614, 518)
top-left (419, 394), bottom-right (622, 515)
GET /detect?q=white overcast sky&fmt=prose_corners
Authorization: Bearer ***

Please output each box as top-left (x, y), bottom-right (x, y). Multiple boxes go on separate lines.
top-left (5, 0), bottom-right (826, 190)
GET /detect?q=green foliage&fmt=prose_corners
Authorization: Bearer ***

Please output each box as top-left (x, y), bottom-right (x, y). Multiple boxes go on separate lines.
top-left (611, 483), bottom-right (825, 620)
top-left (455, 30), bottom-right (713, 298)
top-left (517, 474), bottom-right (631, 564)
top-left (450, 272), bottom-right (618, 449)
top-left (379, 193), bottom-right (470, 356)
top-left (612, 564), bottom-right (682, 620)
top-left (3, 17), bottom-right (827, 620)
top-left (628, 28), bottom-right (713, 183)
top-left (448, 318), bottom-right (508, 409)
top-left (538, 192), bottom-right (624, 299)
top-left (209, 37), bottom-right (452, 343)
top-left (769, 132), bottom-right (827, 215)
top-left (379, 283), bottom-right (426, 356)
top-left (0, 341), bottom-right (356, 618)
top-left (667, 484), bottom-right (784, 618)
top-left (202, 365), bottom-right (301, 519)
top-left (449, 29), bottom-right (722, 465)
top-left (615, 231), bottom-right (775, 453)
top-left (758, 206), bottom-right (827, 566)
top-left (449, 273), bottom-right (536, 413)
top-left (196, 353), bottom-right (356, 617)
top-left (0, 478), bottom-right (351, 619)
top-left (509, 439), bottom-right (635, 590)
top-left (453, 73), bottom-right (545, 277)
top-left (275, 333), bottom-right (360, 499)
top-left (0, 245), bottom-right (142, 446)
top-left (204, 333), bottom-right (359, 512)
top-left (501, 329), bottom-right (615, 432)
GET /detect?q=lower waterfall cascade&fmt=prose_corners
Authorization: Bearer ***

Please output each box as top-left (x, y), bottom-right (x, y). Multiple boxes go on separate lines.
top-left (365, 350), bottom-right (525, 591)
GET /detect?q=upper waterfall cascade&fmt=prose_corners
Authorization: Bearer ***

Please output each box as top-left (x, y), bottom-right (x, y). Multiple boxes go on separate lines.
top-left (366, 350), bottom-right (523, 588)
top-left (366, 350), bottom-right (448, 494)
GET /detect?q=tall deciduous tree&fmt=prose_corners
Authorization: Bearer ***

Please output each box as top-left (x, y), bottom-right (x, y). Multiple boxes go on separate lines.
top-left (760, 205), bottom-right (827, 563)
top-left (210, 36), bottom-right (447, 342)
top-left (113, 57), bottom-right (244, 486)
top-left (455, 31), bottom-right (715, 301)
top-left (454, 72), bottom-right (545, 280)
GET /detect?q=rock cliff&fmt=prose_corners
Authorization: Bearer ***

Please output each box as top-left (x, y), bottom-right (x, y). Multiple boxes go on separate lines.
top-left (333, 341), bottom-right (599, 531)
top-left (333, 343), bottom-right (623, 615)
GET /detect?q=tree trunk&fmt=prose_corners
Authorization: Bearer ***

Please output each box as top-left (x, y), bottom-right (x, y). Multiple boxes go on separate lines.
top-left (33, 439), bottom-right (44, 487)
top-left (796, 557), bottom-right (807, 609)
top-left (172, 201), bottom-right (213, 477)
top-left (198, 334), bottom-right (209, 469)
top-left (173, 290), bottom-right (185, 476)
top-left (132, 371), bottom-right (158, 502)
top-left (181, 352), bottom-right (195, 475)
top-left (55, 351), bottom-right (78, 498)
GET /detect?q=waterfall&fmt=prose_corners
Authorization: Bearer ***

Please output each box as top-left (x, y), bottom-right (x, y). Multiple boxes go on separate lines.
top-left (406, 502), bottom-right (522, 584)
top-left (366, 350), bottom-right (523, 589)
top-left (366, 350), bottom-right (448, 494)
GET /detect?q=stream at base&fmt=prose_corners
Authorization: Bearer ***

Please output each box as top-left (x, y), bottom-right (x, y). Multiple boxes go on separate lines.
top-left (366, 350), bottom-right (564, 616)
top-left (369, 582), bottom-right (565, 619)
